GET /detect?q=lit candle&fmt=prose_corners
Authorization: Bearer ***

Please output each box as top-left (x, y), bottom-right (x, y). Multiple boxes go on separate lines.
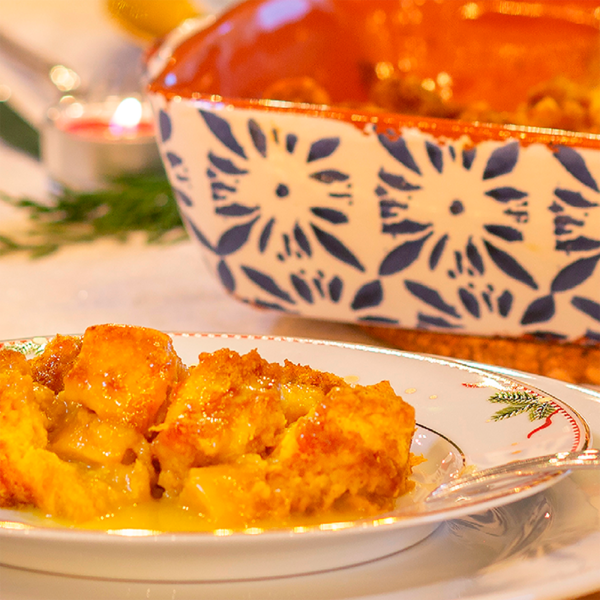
top-left (42, 95), bottom-right (162, 190)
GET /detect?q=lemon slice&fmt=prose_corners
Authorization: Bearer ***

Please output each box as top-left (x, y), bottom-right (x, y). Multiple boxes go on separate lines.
top-left (106, 0), bottom-right (202, 42)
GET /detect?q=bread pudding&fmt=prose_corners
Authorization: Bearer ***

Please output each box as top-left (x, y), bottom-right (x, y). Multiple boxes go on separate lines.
top-left (0, 325), bottom-right (416, 529)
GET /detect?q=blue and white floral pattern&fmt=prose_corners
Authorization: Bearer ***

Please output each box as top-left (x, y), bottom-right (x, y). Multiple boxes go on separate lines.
top-left (150, 95), bottom-right (600, 342)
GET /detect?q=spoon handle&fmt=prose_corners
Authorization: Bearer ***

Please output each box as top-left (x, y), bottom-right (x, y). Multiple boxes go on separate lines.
top-left (426, 448), bottom-right (600, 505)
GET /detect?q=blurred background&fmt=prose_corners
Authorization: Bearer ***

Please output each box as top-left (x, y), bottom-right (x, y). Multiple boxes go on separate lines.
top-left (0, 0), bottom-right (379, 344)
top-left (0, 0), bottom-right (233, 168)
top-left (0, 0), bottom-right (232, 124)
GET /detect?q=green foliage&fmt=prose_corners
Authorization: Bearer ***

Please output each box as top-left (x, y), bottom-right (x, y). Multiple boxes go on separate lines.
top-left (0, 172), bottom-right (186, 258)
top-left (488, 390), bottom-right (557, 422)
top-left (0, 102), bottom-right (40, 158)
top-left (488, 390), bottom-right (538, 405)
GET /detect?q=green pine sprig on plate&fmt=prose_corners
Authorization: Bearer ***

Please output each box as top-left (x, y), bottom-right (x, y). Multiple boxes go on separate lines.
top-left (488, 390), bottom-right (557, 422)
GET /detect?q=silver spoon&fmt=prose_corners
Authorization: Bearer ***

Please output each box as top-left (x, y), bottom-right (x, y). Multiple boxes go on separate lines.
top-left (425, 448), bottom-right (600, 507)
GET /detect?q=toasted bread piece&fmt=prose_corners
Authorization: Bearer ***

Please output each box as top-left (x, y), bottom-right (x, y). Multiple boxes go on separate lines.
top-left (0, 349), bottom-right (31, 376)
top-left (153, 348), bottom-right (288, 495)
top-left (177, 378), bottom-right (415, 525)
top-left (63, 324), bottom-right (184, 432)
top-left (0, 368), bottom-right (153, 521)
top-left (267, 380), bottom-right (415, 516)
top-left (30, 334), bottom-right (82, 393)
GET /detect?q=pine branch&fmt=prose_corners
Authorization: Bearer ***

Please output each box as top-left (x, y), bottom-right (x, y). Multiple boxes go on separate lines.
top-left (487, 389), bottom-right (557, 422)
top-left (529, 402), bottom-right (557, 421)
top-left (0, 171), bottom-right (186, 258)
top-left (490, 404), bottom-right (529, 421)
top-left (488, 390), bottom-right (539, 405)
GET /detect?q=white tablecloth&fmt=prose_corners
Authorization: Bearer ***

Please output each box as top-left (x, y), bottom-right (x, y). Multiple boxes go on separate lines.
top-left (0, 139), bottom-right (380, 344)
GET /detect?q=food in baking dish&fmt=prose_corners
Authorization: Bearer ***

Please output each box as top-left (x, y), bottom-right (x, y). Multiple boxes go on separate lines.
top-left (263, 73), bottom-right (600, 134)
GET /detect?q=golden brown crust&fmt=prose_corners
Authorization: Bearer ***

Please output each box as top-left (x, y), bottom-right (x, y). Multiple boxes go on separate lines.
top-left (29, 334), bottom-right (82, 393)
top-left (1, 324), bottom-right (417, 527)
top-left (152, 348), bottom-right (288, 495)
top-left (263, 76), bottom-right (332, 105)
top-left (267, 380), bottom-right (415, 516)
top-left (153, 347), bottom-right (416, 524)
top-left (174, 368), bottom-right (416, 526)
top-left (0, 349), bottom-right (31, 376)
top-left (63, 324), bottom-right (183, 432)
top-left (359, 325), bottom-right (600, 385)
top-left (263, 72), bottom-right (600, 134)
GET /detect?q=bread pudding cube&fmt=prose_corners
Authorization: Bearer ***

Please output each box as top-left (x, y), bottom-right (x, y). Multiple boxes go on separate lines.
top-left (268, 380), bottom-right (416, 515)
top-left (0, 358), bottom-right (154, 521)
top-left (49, 405), bottom-right (151, 468)
top-left (30, 334), bottom-right (82, 393)
top-left (178, 454), bottom-right (273, 528)
top-left (0, 369), bottom-right (88, 516)
top-left (173, 375), bottom-right (415, 524)
top-left (152, 348), bottom-right (287, 496)
top-left (63, 324), bottom-right (184, 432)
top-left (0, 349), bottom-right (31, 376)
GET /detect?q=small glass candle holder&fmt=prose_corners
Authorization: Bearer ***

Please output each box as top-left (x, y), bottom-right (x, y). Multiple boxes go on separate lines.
top-left (42, 94), bottom-right (162, 190)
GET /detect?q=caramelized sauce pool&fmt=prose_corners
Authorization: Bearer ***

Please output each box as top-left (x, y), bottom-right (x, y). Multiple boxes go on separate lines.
top-left (26, 501), bottom-right (371, 533)
top-left (150, 0), bottom-right (600, 113)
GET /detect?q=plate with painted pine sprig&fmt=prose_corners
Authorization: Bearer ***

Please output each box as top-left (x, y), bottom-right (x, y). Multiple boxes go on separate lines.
top-left (0, 333), bottom-right (592, 583)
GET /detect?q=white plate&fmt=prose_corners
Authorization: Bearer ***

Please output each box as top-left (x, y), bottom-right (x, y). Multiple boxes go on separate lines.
top-left (0, 334), bottom-right (593, 586)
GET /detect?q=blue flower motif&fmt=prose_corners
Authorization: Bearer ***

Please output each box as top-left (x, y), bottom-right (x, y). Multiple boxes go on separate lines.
top-left (158, 103), bottom-right (600, 339)
top-left (515, 146), bottom-right (600, 333)
top-left (196, 110), bottom-right (366, 272)
top-left (374, 135), bottom-right (535, 326)
top-left (213, 254), bottom-right (394, 322)
top-left (549, 147), bottom-right (600, 258)
top-left (173, 109), bottom-right (398, 319)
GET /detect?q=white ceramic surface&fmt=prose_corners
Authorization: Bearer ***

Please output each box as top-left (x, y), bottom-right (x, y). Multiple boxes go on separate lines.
top-left (0, 334), bottom-right (591, 584)
top-left (147, 0), bottom-right (600, 344)
top-left (152, 95), bottom-right (600, 344)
